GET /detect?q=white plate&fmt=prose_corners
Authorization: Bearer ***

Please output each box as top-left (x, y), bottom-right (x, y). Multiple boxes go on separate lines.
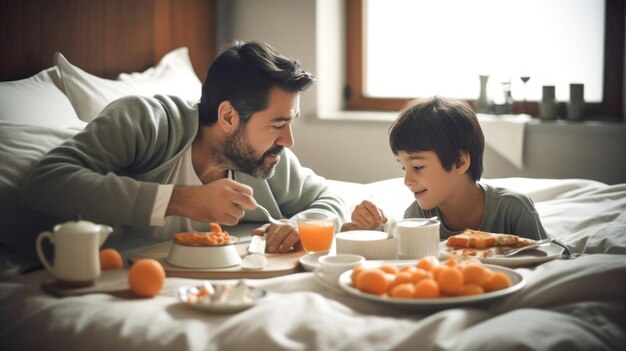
top-left (438, 242), bottom-right (564, 268)
top-left (177, 284), bottom-right (267, 314)
top-left (338, 263), bottom-right (525, 308)
top-left (298, 252), bottom-right (327, 272)
top-left (314, 271), bottom-right (348, 295)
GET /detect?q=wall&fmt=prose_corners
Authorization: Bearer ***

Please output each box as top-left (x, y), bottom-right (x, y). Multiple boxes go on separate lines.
top-left (216, 0), bottom-right (626, 185)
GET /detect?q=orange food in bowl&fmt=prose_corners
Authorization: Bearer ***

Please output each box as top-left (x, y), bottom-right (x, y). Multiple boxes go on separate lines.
top-left (100, 248), bottom-right (123, 270)
top-left (173, 229), bottom-right (231, 246)
top-left (210, 223), bottom-right (223, 233)
top-left (128, 259), bottom-right (165, 298)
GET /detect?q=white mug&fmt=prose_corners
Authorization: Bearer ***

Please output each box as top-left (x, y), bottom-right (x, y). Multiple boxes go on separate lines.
top-left (393, 218), bottom-right (440, 259)
top-left (36, 219), bottom-right (112, 288)
top-left (315, 254), bottom-right (365, 288)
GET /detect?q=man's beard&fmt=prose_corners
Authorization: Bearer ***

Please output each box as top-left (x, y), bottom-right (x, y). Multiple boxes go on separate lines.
top-left (222, 125), bottom-right (283, 179)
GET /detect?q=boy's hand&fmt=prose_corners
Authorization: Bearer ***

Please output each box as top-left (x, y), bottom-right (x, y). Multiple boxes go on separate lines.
top-left (350, 200), bottom-right (388, 230)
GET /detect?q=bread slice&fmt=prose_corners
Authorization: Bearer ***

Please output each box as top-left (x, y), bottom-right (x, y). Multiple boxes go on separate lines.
top-left (446, 229), bottom-right (534, 249)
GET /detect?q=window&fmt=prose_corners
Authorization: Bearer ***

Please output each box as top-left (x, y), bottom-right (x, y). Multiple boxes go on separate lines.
top-left (346, 0), bottom-right (624, 119)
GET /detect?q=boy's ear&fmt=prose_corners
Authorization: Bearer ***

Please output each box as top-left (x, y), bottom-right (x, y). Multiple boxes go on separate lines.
top-left (217, 100), bottom-right (240, 133)
top-left (455, 151), bottom-right (471, 174)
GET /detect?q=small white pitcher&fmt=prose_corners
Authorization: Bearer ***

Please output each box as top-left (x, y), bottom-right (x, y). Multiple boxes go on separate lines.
top-left (36, 218), bottom-right (113, 288)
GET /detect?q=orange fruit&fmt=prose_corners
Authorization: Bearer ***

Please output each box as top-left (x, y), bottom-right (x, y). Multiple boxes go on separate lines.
top-left (379, 264), bottom-right (399, 275)
top-left (437, 266), bottom-right (464, 296)
top-left (351, 266), bottom-right (366, 288)
top-left (399, 265), bottom-right (418, 274)
top-left (388, 272), bottom-right (412, 292)
top-left (128, 259), bottom-right (166, 298)
top-left (429, 265), bottom-right (445, 280)
top-left (357, 269), bottom-right (389, 295)
top-left (443, 257), bottom-right (459, 267)
top-left (484, 271), bottom-right (512, 292)
top-left (410, 268), bottom-right (431, 284)
top-left (416, 256), bottom-right (439, 271)
top-left (414, 278), bottom-right (440, 298)
top-left (389, 283), bottom-right (416, 298)
top-left (99, 248), bottom-right (123, 270)
top-left (459, 284), bottom-right (484, 296)
top-left (462, 263), bottom-right (487, 286)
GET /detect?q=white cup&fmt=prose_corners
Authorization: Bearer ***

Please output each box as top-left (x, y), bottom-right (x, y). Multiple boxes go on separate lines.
top-left (315, 254), bottom-right (365, 288)
top-left (393, 218), bottom-right (440, 259)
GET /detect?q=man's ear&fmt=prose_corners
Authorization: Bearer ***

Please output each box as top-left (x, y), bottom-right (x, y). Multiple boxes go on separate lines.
top-left (455, 151), bottom-right (471, 174)
top-left (217, 100), bottom-right (239, 133)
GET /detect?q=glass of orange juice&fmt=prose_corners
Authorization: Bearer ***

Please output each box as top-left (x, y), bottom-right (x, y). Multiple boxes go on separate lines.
top-left (296, 210), bottom-right (337, 253)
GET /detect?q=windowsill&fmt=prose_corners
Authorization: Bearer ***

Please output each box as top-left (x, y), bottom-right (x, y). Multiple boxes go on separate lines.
top-left (317, 110), bottom-right (396, 122)
top-left (531, 117), bottom-right (626, 126)
top-left (316, 109), bottom-right (625, 126)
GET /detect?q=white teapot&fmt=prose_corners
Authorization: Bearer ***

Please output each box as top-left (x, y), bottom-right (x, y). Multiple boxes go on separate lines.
top-left (36, 217), bottom-right (113, 288)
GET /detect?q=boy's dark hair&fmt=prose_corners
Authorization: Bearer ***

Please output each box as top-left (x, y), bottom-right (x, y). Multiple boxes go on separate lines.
top-left (198, 41), bottom-right (315, 125)
top-left (389, 96), bottom-right (485, 181)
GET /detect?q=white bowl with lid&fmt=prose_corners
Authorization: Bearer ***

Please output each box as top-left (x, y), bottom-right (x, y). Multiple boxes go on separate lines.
top-left (335, 230), bottom-right (396, 260)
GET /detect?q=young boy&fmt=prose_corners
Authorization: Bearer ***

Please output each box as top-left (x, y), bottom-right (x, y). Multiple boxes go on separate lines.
top-left (342, 96), bottom-right (547, 241)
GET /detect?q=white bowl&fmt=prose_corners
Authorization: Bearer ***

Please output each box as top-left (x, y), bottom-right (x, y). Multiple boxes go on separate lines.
top-left (166, 237), bottom-right (242, 268)
top-left (335, 230), bottom-right (396, 260)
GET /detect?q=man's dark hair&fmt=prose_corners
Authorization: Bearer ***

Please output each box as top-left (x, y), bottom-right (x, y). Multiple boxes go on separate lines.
top-left (389, 96), bottom-right (485, 181)
top-left (198, 41), bottom-right (315, 125)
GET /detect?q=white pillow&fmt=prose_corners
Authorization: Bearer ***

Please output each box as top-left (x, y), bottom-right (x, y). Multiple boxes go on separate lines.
top-left (0, 68), bottom-right (81, 128)
top-left (0, 122), bottom-right (79, 263)
top-left (56, 47), bottom-right (202, 122)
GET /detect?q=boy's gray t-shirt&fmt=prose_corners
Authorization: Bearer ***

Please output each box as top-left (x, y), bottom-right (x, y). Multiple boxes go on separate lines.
top-left (403, 183), bottom-right (548, 241)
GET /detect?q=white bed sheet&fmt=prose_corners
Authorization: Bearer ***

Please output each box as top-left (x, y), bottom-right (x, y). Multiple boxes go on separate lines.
top-left (0, 254), bottom-right (624, 350)
top-left (1, 177), bottom-right (625, 350)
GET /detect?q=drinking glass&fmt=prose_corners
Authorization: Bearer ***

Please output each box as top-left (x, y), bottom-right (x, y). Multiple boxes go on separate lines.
top-left (296, 210), bottom-right (336, 253)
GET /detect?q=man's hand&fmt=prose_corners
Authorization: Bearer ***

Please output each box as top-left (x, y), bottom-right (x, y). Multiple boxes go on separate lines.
top-left (166, 178), bottom-right (257, 226)
top-left (251, 220), bottom-right (300, 254)
top-left (350, 200), bottom-right (387, 230)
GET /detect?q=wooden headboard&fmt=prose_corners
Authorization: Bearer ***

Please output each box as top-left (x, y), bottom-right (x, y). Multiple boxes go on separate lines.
top-left (0, 0), bottom-right (216, 82)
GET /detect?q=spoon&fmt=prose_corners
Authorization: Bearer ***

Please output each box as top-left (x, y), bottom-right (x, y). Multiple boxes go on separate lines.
top-left (495, 238), bottom-right (552, 257)
top-left (227, 169), bottom-right (281, 226)
top-left (256, 203), bottom-right (283, 225)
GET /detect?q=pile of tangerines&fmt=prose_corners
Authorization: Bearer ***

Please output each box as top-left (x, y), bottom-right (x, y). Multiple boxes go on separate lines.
top-left (351, 256), bottom-right (512, 299)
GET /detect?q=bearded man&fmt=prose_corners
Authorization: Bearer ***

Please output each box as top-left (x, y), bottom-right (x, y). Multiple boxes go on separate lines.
top-left (22, 41), bottom-right (346, 254)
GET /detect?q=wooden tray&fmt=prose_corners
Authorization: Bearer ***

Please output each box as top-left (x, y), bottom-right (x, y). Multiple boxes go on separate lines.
top-left (41, 270), bottom-right (135, 298)
top-left (129, 240), bottom-right (304, 279)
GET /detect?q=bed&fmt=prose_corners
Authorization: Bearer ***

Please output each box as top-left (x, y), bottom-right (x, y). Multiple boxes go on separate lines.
top-left (1, 1), bottom-right (625, 350)
top-left (0, 176), bottom-right (625, 350)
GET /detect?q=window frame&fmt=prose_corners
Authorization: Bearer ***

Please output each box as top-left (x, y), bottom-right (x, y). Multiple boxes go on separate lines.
top-left (345, 0), bottom-right (625, 120)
